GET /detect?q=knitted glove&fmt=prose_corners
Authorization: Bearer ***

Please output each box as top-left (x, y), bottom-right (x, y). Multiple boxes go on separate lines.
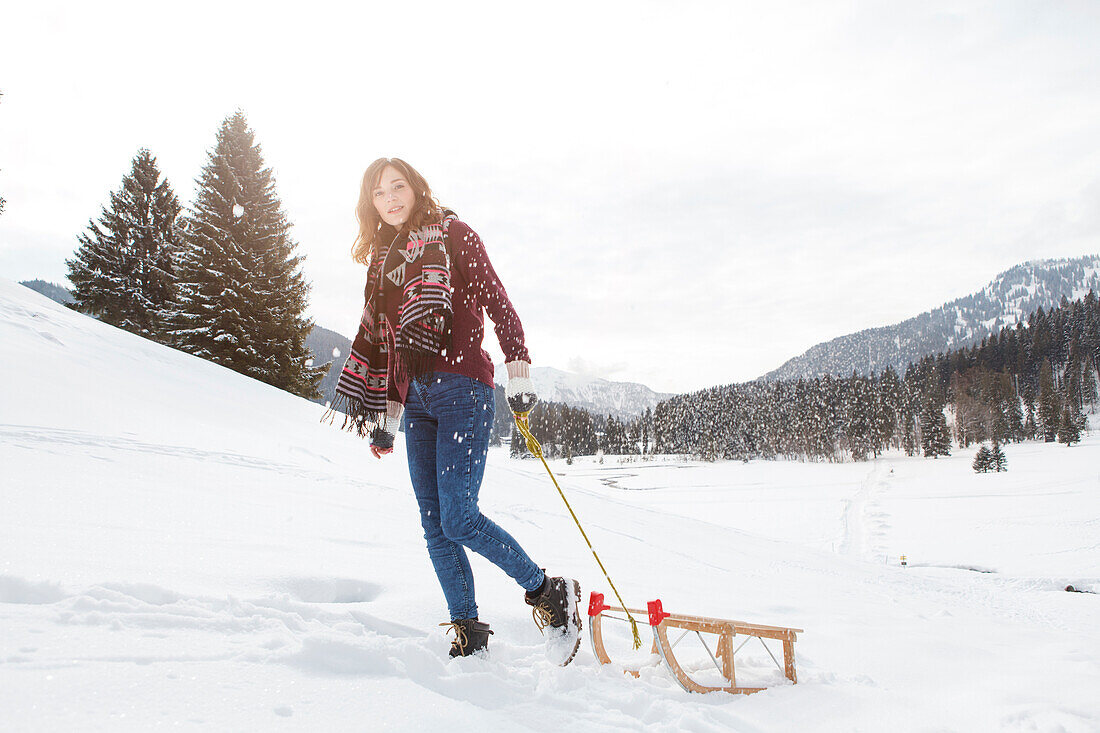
top-left (505, 360), bottom-right (537, 415)
top-left (370, 414), bottom-right (401, 455)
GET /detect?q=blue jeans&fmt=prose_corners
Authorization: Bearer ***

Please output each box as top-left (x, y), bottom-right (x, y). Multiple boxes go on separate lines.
top-left (404, 372), bottom-right (545, 621)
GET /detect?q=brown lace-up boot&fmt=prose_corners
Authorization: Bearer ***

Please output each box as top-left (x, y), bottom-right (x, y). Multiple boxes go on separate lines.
top-left (440, 618), bottom-right (493, 657)
top-left (524, 575), bottom-right (582, 666)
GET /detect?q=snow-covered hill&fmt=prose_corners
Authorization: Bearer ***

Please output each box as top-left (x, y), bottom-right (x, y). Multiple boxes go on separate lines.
top-left (13, 279), bottom-right (672, 415)
top-left (2, 276), bottom-right (1098, 731)
top-left (494, 364), bottom-right (673, 418)
top-left (764, 255), bottom-right (1100, 380)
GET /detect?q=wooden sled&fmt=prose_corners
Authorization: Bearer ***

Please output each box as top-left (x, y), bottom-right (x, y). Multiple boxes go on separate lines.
top-left (588, 593), bottom-right (802, 695)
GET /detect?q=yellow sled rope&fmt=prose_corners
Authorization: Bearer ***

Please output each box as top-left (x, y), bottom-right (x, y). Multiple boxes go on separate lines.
top-left (512, 410), bottom-right (642, 649)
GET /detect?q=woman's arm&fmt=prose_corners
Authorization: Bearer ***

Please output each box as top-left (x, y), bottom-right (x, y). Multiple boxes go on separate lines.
top-left (451, 222), bottom-right (530, 364)
top-left (451, 222), bottom-right (537, 413)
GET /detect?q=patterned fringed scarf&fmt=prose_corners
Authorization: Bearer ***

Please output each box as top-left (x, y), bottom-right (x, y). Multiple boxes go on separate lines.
top-left (326, 212), bottom-right (456, 436)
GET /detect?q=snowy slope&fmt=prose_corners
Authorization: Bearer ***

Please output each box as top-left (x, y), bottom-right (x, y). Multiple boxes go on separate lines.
top-left (2, 276), bottom-right (1099, 731)
top-left (493, 364), bottom-right (673, 418)
top-left (11, 277), bottom-right (671, 416)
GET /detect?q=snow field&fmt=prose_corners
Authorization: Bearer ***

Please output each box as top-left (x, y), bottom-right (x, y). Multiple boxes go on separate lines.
top-left (2, 277), bottom-right (1099, 731)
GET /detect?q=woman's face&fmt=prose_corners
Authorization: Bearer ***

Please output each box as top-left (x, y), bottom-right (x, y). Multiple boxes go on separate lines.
top-left (372, 165), bottom-right (416, 228)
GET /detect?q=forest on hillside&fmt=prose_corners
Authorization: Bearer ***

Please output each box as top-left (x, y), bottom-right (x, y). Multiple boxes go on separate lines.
top-left (519, 293), bottom-right (1099, 462)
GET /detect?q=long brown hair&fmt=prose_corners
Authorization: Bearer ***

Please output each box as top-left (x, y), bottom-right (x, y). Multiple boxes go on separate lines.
top-left (352, 158), bottom-right (443, 265)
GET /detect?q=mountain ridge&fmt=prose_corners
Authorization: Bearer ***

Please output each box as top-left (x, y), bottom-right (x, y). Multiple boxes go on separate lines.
top-left (762, 254), bottom-right (1100, 381)
top-left (493, 363), bottom-right (673, 419)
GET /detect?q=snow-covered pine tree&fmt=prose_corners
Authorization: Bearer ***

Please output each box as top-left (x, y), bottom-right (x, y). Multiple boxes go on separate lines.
top-left (1037, 361), bottom-right (1059, 442)
top-left (844, 373), bottom-right (874, 460)
top-left (877, 366), bottom-right (904, 452)
top-left (66, 149), bottom-right (181, 339)
top-left (1064, 358), bottom-right (1089, 434)
top-left (1057, 405), bottom-right (1081, 446)
top-left (67, 218), bottom-right (119, 324)
top-left (167, 111), bottom-right (323, 399)
top-left (920, 396), bottom-right (951, 458)
top-left (990, 441), bottom-right (1007, 472)
top-left (972, 445), bottom-right (992, 473)
top-left (652, 402), bottom-right (670, 454)
top-left (1021, 381), bottom-right (1038, 440)
top-left (1083, 359), bottom-right (1100, 415)
top-left (627, 420), bottom-right (642, 455)
top-left (995, 373), bottom-right (1024, 443)
top-left (604, 415), bottom-right (625, 455)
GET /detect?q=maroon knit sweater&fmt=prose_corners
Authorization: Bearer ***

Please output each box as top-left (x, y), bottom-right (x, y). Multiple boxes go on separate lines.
top-left (379, 219), bottom-right (530, 405)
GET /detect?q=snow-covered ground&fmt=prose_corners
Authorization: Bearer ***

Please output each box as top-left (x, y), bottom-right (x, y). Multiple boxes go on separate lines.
top-left (2, 277), bottom-right (1098, 731)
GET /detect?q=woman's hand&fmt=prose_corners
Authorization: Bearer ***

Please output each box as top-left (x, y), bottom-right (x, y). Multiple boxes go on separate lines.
top-left (369, 414), bottom-right (401, 459)
top-left (505, 360), bottom-right (538, 415)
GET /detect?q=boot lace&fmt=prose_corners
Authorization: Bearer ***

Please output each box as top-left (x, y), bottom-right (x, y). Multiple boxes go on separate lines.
top-left (531, 602), bottom-right (555, 633)
top-left (439, 621), bottom-right (468, 654)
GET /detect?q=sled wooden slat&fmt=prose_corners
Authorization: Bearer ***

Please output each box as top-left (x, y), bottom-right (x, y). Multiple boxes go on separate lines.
top-left (588, 593), bottom-right (802, 695)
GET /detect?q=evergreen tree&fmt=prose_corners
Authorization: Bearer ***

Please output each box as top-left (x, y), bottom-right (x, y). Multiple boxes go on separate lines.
top-left (844, 374), bottom-right (873, 460)
top-left (1021, 381), bottom-right (1037, 440)
top-left (1057, 405), bottom-right (1082, 446)
top-left (653, 403), bottom-right (668, 454)
top-left (972, 445), bottom-right (992, 473)
top-left (995, 374), bottom-right (1024, 443)
top-left (168, 111), bottom-right (322, 398)
top-left (1082, 356), bottom-right (1099, 414)
top-left (920, 397), bottom-right (951, 458)
top-left (66, 149), bottom-right (181, 338)
top-left (990, 441), bottom-right (1007, 472)
top-left (876, 367), bottom-right (902, 453)
top-left (1064, 359), bottom-right (1089, 434)
top-left (626, 420), bottom-right (642, 455)
top-left (1037, 361), bottom-right (1059, 441)
top-left (902, 412), bottom-right (919, 456)
top-left (604, 415), bottom-right (626, 455)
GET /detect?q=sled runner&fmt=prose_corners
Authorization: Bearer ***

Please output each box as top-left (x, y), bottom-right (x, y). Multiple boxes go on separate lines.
top-left (588, 593), bottom-right (802, 695)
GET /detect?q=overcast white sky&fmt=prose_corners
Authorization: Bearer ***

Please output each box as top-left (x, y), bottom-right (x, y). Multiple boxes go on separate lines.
top-left (2, 1), bottom-right (1099, 393)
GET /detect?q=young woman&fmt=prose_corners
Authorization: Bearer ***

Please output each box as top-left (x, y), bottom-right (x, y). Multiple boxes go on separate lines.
top-left (328, 158), bottom-right (582, 664)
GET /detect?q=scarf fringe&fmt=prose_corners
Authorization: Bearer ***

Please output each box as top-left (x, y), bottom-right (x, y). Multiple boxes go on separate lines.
top-left (321, 393), bottom-right (384, 438)
top-left (395, 312), bottom-right (453, 385)
top-left (395, 346), bottom-right (440, 385)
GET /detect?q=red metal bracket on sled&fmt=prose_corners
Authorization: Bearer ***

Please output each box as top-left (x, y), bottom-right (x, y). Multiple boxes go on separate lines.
top-left (588, 591), bottom-right (610, 617)
top-left (647, 599), bottom-right (670, 626)
top-left (588, 593), bottom-right (803, 695)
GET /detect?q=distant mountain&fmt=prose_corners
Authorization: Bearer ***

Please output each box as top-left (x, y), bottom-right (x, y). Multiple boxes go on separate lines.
top-left (494, 364), bottom-right (673, 418)
top-left (305, 324), bottom-right (352, 406)
top-left (19, 280), bottom-right (74, 306)
top-left (762, 255), bottom-right (1100, 381)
